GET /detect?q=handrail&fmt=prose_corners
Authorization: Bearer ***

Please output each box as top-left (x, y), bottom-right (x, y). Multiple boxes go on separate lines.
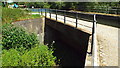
top-left (29, 8), bottom-right (96, 28)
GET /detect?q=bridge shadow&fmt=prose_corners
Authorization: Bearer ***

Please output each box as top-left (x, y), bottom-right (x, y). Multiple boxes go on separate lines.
top-left (51, 40), bottom-right (85, 67)
top-left (44, 18), bottom-right (91, 67)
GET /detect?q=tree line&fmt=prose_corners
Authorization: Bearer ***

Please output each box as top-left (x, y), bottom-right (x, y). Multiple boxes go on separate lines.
top-left (2, 2), bottom-right (120, 14)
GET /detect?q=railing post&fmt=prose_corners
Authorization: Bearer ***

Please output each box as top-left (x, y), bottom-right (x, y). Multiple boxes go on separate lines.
top-left (76, 12), bottom-right (78, 28)
top-left (41, 8), bottom-right (42, 15)
top-left (92, 14), bottom-right (98, 67)
top-left (45, 8), bottom-right (46, 17)
top-left (48, 9), bottom-right (49, 16)
top-left (50, 9), bottom-right (51, 18)
top-left (41, 9), bottom-right (43, 15)
top-left (64, 10), bottom-right (66, 24)
top-left (116, 8), bottom-right (118, 14)
top-left (56, 9), bottom-right (57, 21)
top-left (38, 8), bottom-right (40, 14)
top-left (107, 6), bottom-right (109, 14)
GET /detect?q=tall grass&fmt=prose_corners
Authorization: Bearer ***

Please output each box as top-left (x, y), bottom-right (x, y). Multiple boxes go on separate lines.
top-left (2, 8), bottom-right (41, 23)
top-left (2, 8), bottom-right (26, 23)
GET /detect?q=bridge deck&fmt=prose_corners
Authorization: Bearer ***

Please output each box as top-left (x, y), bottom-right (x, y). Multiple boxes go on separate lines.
top-left (32, 13), bottom-right (93, 34)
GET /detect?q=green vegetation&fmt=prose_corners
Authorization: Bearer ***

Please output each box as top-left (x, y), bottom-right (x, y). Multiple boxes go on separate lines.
top-left (2, 8), bottom-right (41, 23)
top-left (2, 45), bottom-right (56, 66)
top-left (17, 14), bottom-right (41, 21)
top-left (2, 8), bottom-right (25, 23)
top-left (2, 7), bottom-right (56, 66)
top-left (2, 2), bottom-right (119, 13)
top-left (2, 24), bottom-right (56, 66)
top-left (2, 24), bottom-right (39, 50)
top-left (14, 2), bottom-right (119, 14)
top-left (2, 2), bottom-right (119, 14)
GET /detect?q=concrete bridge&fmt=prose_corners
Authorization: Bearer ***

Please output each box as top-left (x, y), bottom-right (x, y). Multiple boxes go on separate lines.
top-left (29, 8), bottom-right (119, 67)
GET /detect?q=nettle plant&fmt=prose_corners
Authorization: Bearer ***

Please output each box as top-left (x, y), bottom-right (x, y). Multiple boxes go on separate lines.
top-left (2, 45), bottom-right (56, 66)
top-left (2, 23), bottom-right (39, 50)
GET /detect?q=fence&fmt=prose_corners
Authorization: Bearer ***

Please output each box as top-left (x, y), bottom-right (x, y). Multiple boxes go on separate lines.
top-left (29, 8), bottom-right (96, 27)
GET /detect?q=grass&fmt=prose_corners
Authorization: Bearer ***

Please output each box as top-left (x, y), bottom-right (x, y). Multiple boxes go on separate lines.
top-left (2, 8), bottom-right (41, 23)
top-left (17, 14), bottom-right (41, 21)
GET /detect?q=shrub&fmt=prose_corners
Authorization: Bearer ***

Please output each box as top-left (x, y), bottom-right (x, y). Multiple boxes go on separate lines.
top-left (2, 23), bottom-right (39, 50)
top-left (20, 45), bottom-right (56, 66)
top-left (2, 49), bottom-right (21, 66)
top-left (2, 45), bottom-right (56, 66)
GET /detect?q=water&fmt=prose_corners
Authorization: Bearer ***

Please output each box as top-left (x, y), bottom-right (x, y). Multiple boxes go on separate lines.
top-left (29, 8), bottom-right (49, 12)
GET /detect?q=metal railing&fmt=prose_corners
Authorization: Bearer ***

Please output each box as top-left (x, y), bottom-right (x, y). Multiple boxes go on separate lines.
top-left (31, 8), bottom-right (95, 28)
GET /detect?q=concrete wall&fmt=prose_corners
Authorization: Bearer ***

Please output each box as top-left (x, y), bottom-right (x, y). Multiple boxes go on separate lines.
top-left (44, 18), bottom-right (91, 67)
top-left (13, 18), bottom-right (45, 43)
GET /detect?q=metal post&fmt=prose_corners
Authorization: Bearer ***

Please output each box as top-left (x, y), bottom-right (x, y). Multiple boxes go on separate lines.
top-left (45, 8), bottom-right (46, 17)
top-left (116, 4), bottom-right (119, 15)
top-left (76, 12), bottom-right (78, 28)
top-left (107, 6), bottom-right (109, 14)
top-left (92, 14), bottom-right (98, 67)
top-left (41, 8), bottom-right (42, 15)
top-left (56, 9), bottom-right (57, 21)
top-left (41, 9), bottom-right (43, 15)
top-left (49, 9), bottom-right (50, 17)
top-left (38, 8), bottom-right (40, 14)
top-left (50, 9), bottom-right (51, 18)
top-left (64, 10), bottom-right (66, 24)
